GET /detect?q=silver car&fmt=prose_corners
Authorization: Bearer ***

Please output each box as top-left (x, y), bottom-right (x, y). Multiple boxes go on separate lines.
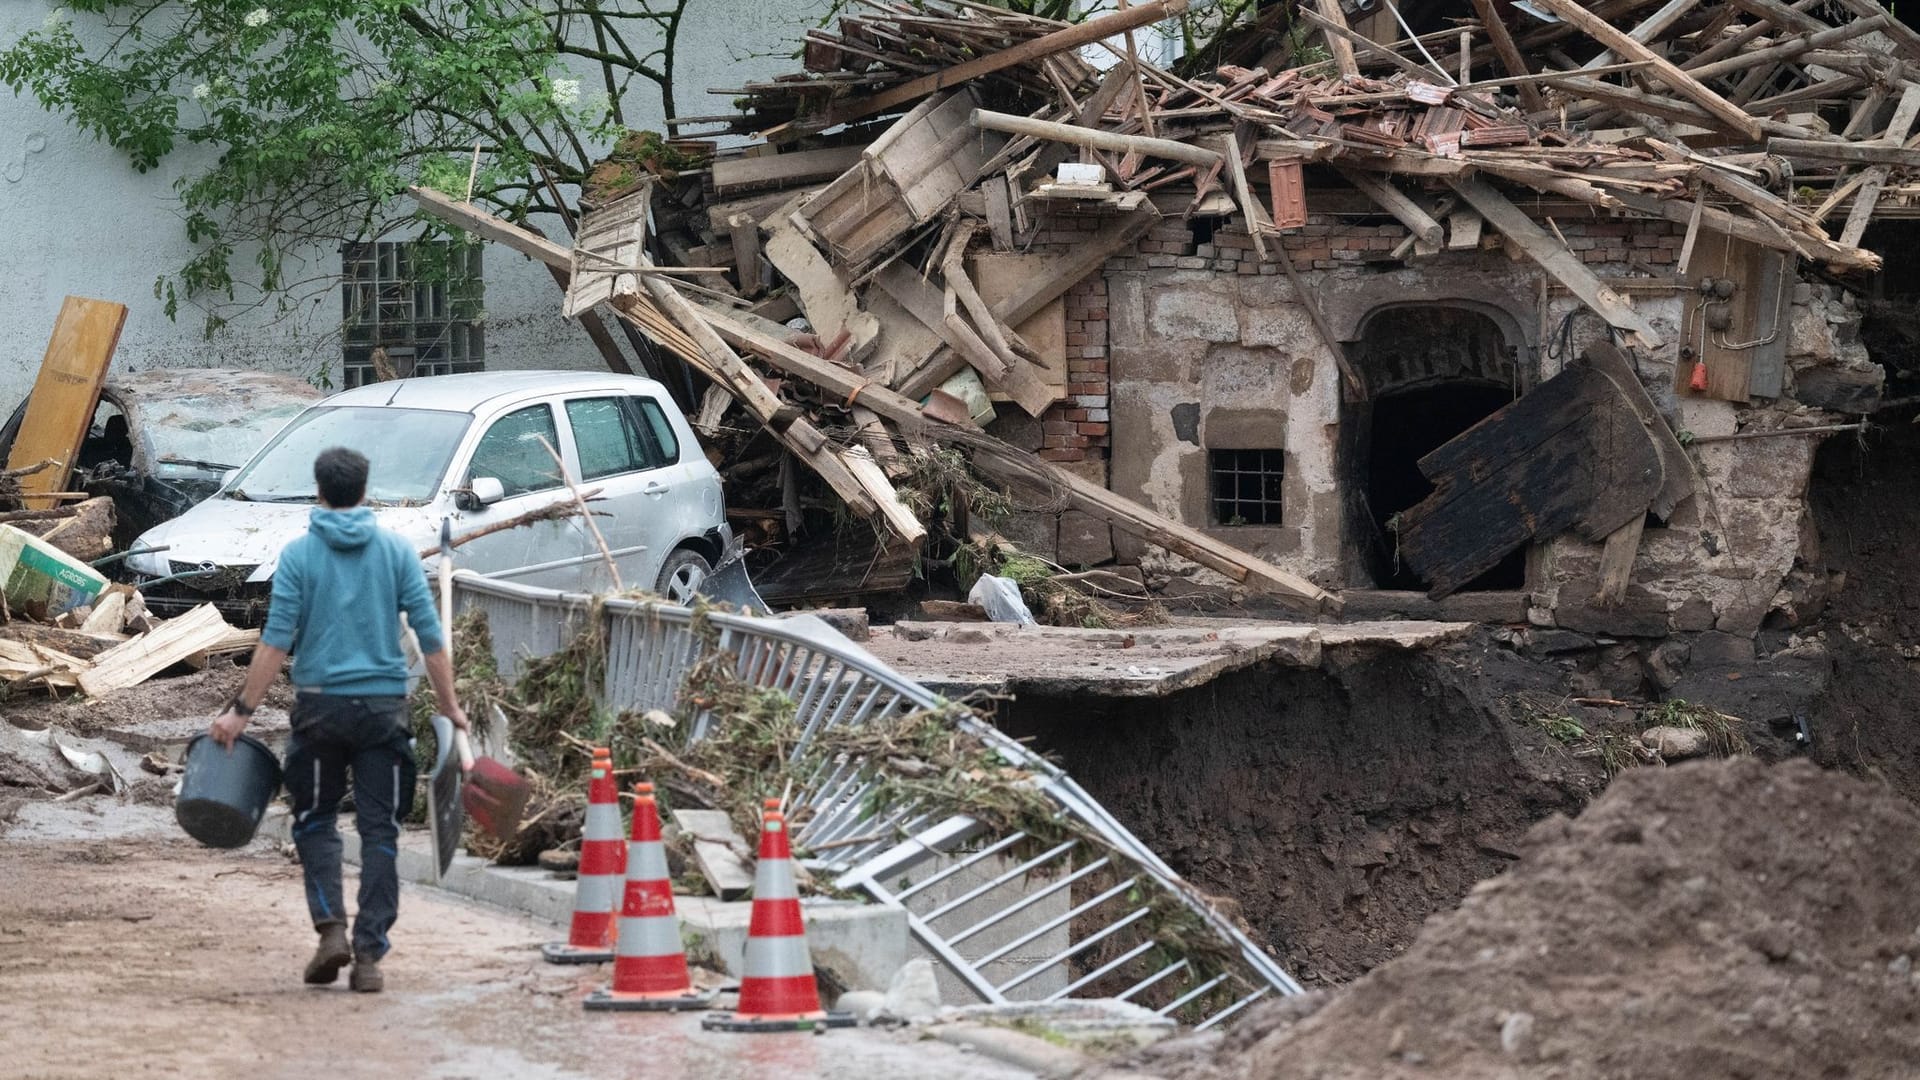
top-left (125, 371), bottom-right (729, 623)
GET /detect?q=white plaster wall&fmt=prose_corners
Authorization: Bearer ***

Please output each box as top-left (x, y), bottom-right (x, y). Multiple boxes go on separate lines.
top-left (0, 2), bottom-right (828, 404)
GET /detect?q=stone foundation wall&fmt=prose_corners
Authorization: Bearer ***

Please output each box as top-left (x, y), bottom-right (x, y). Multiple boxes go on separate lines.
top-left (988, 205), bottom-right (1876, 638)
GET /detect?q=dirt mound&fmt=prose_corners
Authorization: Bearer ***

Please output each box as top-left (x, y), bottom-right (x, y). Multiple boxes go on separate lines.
top-left (1124, 759), bottom-right (1920, 1080)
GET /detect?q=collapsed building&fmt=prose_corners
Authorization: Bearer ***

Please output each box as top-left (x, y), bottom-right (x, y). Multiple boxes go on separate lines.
top-left (420, 0), bottom-right (1911, 659)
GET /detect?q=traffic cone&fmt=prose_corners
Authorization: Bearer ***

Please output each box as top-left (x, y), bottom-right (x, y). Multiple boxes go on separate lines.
top-left (542, 749), bottom-right (624, 964)
top-left (702, 799), bottom-right (854, 1032)
top-left (585, 783), bottom-right (715, 1012)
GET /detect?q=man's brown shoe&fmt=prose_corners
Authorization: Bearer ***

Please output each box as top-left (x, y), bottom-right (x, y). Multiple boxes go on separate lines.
top-left (303, 925), bottom-right (351, 985)
top-left (349, 954), bottom-right (383, 993)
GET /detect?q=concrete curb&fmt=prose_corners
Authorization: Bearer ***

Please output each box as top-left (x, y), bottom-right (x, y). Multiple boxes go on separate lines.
top-left (258, 809), bottom-right (912, 992)
top-left (933, 1023), bottom-right (1092, 1079)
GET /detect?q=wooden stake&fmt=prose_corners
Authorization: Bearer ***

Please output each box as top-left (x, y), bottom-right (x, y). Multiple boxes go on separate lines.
top-left (1314, 0), bottom-right (1360, 78)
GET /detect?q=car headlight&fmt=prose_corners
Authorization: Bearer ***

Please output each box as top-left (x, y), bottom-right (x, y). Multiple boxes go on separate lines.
top-left (124, 548), bottom-right (170, 577)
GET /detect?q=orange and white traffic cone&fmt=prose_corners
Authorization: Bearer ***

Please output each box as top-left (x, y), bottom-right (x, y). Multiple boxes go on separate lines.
top-left (702, 799), bottom-right (854, 1032)
top-left (585, 783), bottom-right (715, 1012)
top-left (542, 748), bottom-right (624, 964)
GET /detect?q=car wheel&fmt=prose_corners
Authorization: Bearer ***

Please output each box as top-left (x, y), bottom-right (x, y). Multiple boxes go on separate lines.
top-left (655, 548), bottom-right (711, 605)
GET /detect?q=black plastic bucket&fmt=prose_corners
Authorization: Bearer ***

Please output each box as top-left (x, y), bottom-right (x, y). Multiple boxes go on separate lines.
top-left (176, 733), bottom-right (283, 849)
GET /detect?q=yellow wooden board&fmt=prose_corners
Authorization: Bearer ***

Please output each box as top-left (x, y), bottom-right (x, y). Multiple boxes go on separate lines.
top-left (8, 297), bottom-right (127, 508)
top-left (970, 253), bottom-right (1068, 404)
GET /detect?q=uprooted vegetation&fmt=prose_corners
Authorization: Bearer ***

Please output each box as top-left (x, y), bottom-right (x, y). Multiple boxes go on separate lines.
top-left (427, 604), bottom-right (1273, 1020)
top-left (1512, 692), bottom-right (1748, 775)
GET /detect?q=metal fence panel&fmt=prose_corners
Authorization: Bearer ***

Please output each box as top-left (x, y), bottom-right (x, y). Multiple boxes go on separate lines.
top-left (452, 573), bottom-right (1303, 1023)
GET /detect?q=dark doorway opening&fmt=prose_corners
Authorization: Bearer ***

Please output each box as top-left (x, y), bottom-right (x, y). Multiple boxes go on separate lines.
top-left (1365, 383), bottom-right (1526, 590)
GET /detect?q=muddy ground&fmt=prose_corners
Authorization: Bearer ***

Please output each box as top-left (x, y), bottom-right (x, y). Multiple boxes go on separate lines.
top-left (1108, 758), bottom-right (1920, 1080)
top-left (0, 804), bottom-right (1023, 1080)
top-left (999, 639), bottom-right (1595, 985)
top-left (0, 659), bottom-right (292, 741)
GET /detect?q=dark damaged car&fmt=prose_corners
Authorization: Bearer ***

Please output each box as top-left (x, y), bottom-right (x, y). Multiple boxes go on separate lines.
top-left (0, 368), bottom-right (323, 551)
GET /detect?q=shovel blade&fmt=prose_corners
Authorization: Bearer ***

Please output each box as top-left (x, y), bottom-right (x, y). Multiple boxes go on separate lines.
top-left (425, 714), bottom-right (463, 879)
top-left (463, 755), bottom-right (530, 840)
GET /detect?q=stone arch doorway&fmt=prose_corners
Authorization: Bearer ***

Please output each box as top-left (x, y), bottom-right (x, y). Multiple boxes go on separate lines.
top-left (1341, 305), bottom-right (1529, 591)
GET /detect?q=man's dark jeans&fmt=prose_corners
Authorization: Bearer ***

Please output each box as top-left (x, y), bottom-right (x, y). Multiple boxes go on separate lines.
top-left (284, 693), bottom-right (416, 960)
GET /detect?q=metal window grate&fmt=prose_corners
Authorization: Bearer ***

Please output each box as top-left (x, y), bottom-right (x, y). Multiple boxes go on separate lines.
top-left (1210, 449), bottom-right (1284, 525)
top-left (341, 241), bottom-right (484, 387)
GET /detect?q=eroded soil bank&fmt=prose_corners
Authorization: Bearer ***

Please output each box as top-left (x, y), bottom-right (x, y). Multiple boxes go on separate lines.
top-left (997, 639), bottom-right (1590, 985)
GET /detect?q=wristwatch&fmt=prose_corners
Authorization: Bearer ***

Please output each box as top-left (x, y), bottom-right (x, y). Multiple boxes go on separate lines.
top-left (227, 696), bottom-right (256, 717)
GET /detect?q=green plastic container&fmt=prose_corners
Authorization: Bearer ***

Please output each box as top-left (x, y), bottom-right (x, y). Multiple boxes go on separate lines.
top-left (0, 524), bottom-right (107, 619)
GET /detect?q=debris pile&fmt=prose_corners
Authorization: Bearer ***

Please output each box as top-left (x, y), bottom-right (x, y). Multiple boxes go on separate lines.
top-left (1113, 757), bottom-right (1920, 1079)
top-left (413, 0), bottom-right (1915, 615)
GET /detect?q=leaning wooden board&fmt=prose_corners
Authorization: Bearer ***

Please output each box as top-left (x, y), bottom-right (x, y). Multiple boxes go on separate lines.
top-left (1398, 364), bottom-right (1664, 599)
top-left (8, 297), bottom-right (127, 509)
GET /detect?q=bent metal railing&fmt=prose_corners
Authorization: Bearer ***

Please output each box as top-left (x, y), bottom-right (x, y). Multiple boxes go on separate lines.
top-left (453, 572), bottom-right (1302, 1026)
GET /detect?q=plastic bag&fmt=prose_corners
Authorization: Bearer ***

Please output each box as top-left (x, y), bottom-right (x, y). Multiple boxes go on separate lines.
top-left (967, 574), bottom-right (1036, 625)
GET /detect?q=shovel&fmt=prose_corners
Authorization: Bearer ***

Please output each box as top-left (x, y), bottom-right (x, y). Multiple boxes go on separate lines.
top-left (425, 519), bottom-right (530, 880)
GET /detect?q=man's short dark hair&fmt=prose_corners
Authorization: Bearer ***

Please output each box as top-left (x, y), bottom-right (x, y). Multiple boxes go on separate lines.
top-left (314, 447), bottom-right (369, 508)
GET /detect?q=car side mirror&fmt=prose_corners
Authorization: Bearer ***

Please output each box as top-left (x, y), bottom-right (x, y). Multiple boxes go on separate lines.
top-left (221, 468), bottom-right (240, 488)
top-left (456, 476), bottom-right (506, 511)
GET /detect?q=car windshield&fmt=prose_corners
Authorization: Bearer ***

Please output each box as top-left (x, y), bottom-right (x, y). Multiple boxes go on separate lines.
top-left (145, 393), bottom-right (315, 479)
top-left (224, 406), bottom-right (471, 504)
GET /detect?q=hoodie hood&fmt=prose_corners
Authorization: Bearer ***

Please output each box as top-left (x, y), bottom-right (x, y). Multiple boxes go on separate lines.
top-left (309, 507), bottom-right (377, 551)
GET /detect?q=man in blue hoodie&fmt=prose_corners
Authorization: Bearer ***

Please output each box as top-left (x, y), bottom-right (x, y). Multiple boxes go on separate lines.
top-left (209, 446), bottom-right (470, 993)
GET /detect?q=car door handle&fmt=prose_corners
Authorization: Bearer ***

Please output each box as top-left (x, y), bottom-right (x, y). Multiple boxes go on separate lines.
top-left (642, 481), bottom-right (669, 496)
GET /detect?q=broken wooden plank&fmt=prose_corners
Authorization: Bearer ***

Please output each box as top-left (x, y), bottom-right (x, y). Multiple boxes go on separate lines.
top-left (895, 206), bottom-right (1159, 402)
top-left (79, 603), bottom-right (234, 697)
top-left (1339, 168), bottom-right (1443, 248)
top-left (1399, 366), bottom-right (1664, 599)
top-left (983, 175), bottom-right (1015, 250)
top-left (727, 213), bottom-right (764, 297)
top-left (777, 0), bottom-right (1192, 137)
top-left (1592, 515), bottom-right (1648, 608)
top-left (873, 264), bottom-right (1058, 417)
top-left (1583, 0), bottom-right (1708, 71)
top-left (763, 212), bottom-right (880, 362)
top-left (843, 445), bottom-right (928, 545)
top-left (1840, 81), bottom-right (1920, 248)
top-left (1447, 203), bottom-right (1484, 249)
top-left (969, 442), bottom-right (1342, 613)
top-left (671, 808), bottom-right (756, 900)
top-left (711, 145), bottom-right (865, 196)
top-left (9, 298), bottom-right (127, 510)
top-left (1535, 0), bottom-right (1763, 141)
top-left (1469, 0), bottom-right (1546, 111)
top-left (1767, 137), bottom-right (1920, 167)
top-left (1609, 189), bottom-right (1878, 272)
top-left (1314, 0), bottom-right (1360, 77)
top-left (1222, 133), bottom-right (1270, 259)
top-left (620, 279), bottom-right (889, 526)
top-left (1831, 0), bottom-right (1920, 66)
top-left (78, 590), bottom-right (129, 636)
top-left (1449, 175), bottom-right (1663, 348)
top-left (969, 110), bottom-right (1223, 167)
top-left (186, 627), bottom-right (262, 670)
